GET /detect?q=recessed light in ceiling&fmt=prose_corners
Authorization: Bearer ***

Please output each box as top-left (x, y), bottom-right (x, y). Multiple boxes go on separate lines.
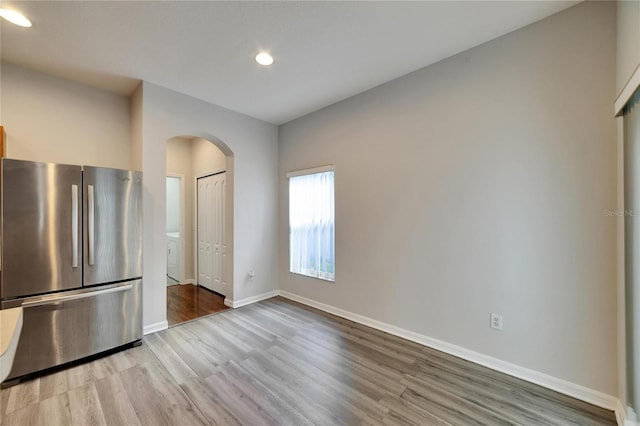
top-left (255, 52), bottom-right (274, 66)
top-left (0, 8), bottom-right (32, 27)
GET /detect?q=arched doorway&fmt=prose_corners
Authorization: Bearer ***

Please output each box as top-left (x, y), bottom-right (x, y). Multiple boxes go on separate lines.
top-left (165, 135), bottom-right (234, 326)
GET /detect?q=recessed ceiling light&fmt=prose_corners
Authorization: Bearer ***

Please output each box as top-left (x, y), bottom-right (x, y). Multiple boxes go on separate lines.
top-left (255, 52), bottom-right (274, 66)
top-left (0, 8), bottom-right (32, 27)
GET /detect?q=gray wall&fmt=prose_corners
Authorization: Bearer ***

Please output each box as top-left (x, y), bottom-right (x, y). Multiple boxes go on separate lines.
top-left (1, 62), bottom-right (131, 169)
top-left (139, 82), bottom-right (279, 329)
top-left (278, 1), bottom-right (617, 395)
top-left (617, 0), bottom-right (640, 96)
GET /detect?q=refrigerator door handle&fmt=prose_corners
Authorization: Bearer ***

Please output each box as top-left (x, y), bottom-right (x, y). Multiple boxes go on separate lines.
top-left (21, 283), bottom-right (133, 308)
top-left (88, 184), bottom-right (95, 266)
top-left (71, 184), bottom-right (79, 268)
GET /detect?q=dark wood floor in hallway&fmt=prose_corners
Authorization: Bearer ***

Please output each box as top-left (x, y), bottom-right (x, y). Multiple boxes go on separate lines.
top-left (1, 297), bottom-right (616, 425)
top-left (166, 283), bottom-right (229, 326)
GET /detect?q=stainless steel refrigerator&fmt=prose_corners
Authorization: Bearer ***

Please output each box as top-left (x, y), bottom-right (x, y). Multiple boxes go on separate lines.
top-left (0, 158), bottom-right (142, 384)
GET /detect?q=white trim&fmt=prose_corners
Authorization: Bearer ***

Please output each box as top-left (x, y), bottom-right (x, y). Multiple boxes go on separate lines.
top-left (278, 290), bottom-right (620, 414)
top-left (615, 400), bottom-right (640, 426)
top-left (627, 406), bottom-right (639, 426)
top-left (617, 116), bottom-right (629, 418)
top-left (195, 168), bottom-right (226, 180)
top-left (166, 173), bottom-right (186, 284)
top-left (616, 64), bottom-right (640, 117)
top-left (143, 320), bottom-right (168, 335)
top-left (182, 279), bottom-right (195, 285)
top-left (286, 165), bottom-right (334, 178)
top-left (616, 399), bottom-right (626, 426)
top-left (224, 290), bottom-right (279, 309)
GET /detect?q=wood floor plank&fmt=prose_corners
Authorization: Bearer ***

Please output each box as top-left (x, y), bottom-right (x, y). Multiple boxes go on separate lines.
top-left (169, 324), bottom-right (229, 368)
top-left (101, 350), bottom-right (137, 376)
top-left (224, 309), bottom-right (284, 341)
top-left (380, 393), bottom-right (453, 426)
top-left (166, 284), bottom-right (229, 326)
top-left (184, 319), bottom-right (251, 361)
top-left (37, 393), bottom-right (72, 426)
top-left (412, 357), bottom-right (594, 426)
top-left (239, 356), bottom-right (349, 426)
top-left (273, 337), bottom-right (388, 401)
top-left (66, 358), bottom-right (110, 390)
top-left (38, 371), bottom-right (68, 401)
top-left (400, 384), bottom-right (515, 426)
top-left (1, 402), bottom-right (39, 426)
top-left (223, 360), bottom-right (314, 426)
top-left (68, 382), bottom-right (107, 426)
top-left (295, 327), bottom-right (416, 378)
top-left (413, 356), bottom-right (614, 425)
top-left (2, 377), bottom-right (39, 415)
top-left (144, 332), bottom-right (199, 384)
top-left (238, 304), bottom-right (301, 336)
top-left (200, 315), bottom-right (257, 353)
top-left (414, 348), bottom-right (615, 424)
top-left (247, 347), bottom-right (375, 424)
top-left (284, 334), bottom-right (408, 397)
top-left (207, 314), bottom-right (277, 350)
top-left (120, 362), bottom-right (208, 426)
top-left (253, 300), bottom-right (316, 328)
top-left (180, 377), bottom-right (242, 426)
top-left (202, 369), bottom-right (279, 426)
top-left (268, 344), bottom-right (389, 421)
top-left (94, 373), bottom-right (141, 426)
top-left (123, 342), bottom-right (160, 367)
top-left (402, 372), bottom-right (558, 426)
top-left (156, 326), bottom-right (220, 378)
top-left (307, 323), bottom-right (418, 365)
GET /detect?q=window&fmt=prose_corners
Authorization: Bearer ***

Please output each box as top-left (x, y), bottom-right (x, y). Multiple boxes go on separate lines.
top-left (288, 166), bottom-right (335, 282)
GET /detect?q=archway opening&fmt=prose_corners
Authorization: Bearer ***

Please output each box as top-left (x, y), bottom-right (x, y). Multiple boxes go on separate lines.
top-left (165, 135), bottom-right (234, 326)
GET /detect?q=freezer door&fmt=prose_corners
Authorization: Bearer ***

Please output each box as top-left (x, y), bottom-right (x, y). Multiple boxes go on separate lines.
top-left (83, 167), bottom-right (142, 285)
top-left (1, 159), bottom-right (83, 298)
top-left (3, 280), bottom-right (142, 382)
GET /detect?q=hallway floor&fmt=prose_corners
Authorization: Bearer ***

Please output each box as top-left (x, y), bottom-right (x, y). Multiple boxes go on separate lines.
top-left (166, 284), bottom-right (229, 326)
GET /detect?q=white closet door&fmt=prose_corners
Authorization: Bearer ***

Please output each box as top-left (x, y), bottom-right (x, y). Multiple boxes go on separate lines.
top-left (197, 176), bottom-right (213, 291)
top-left (211, 173), bottom-right (227, 296)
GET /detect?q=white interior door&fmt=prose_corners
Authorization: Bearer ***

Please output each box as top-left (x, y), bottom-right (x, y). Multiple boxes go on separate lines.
top-left (197, 172), bottom-right (227, 296)
top-left (197, 176), bottom-right (213, 291)
top-left (212, 173), bottom-right (227, 295)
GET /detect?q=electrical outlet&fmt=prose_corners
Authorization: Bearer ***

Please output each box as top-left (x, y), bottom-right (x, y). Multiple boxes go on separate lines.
top-left (490, 313), bottom-right (503, 330)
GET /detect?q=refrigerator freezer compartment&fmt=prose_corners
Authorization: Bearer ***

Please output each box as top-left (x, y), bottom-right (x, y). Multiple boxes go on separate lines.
top-left (2, 280), bottom-right (142, 383)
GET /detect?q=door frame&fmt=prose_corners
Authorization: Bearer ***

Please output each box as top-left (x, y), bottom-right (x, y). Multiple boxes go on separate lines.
top-left (194, 168), bottom-right (226, 292)
top-left (166, 173), bottom-right (186, 284)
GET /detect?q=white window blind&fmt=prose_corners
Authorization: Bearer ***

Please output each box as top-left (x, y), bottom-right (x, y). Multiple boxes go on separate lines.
top-left (288, 168), bottom-right (335, 282)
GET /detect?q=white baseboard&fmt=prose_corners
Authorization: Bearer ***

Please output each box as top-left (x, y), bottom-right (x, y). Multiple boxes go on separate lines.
top-left (278, 290), bottom-right (620, 416)
top-left (182, 279), bottom-right (195, 285)
top-left (618, 403), bottom-right (640, 426)
top-left (143, 320), bottom-right (168, 335)
top-left (224, 290), bottom-right (279, 309)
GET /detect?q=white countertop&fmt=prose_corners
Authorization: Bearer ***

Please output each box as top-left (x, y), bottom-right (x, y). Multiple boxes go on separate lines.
top-left (1, 307), bottom-right (23, 381)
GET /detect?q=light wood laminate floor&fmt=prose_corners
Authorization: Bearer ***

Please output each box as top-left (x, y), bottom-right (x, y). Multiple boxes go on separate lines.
top-left (0, 297), bottom-right (616, 425)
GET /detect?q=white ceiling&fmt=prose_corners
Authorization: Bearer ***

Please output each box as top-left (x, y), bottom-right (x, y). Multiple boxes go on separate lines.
top-left (1, 1), bottom-right (580, 125)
